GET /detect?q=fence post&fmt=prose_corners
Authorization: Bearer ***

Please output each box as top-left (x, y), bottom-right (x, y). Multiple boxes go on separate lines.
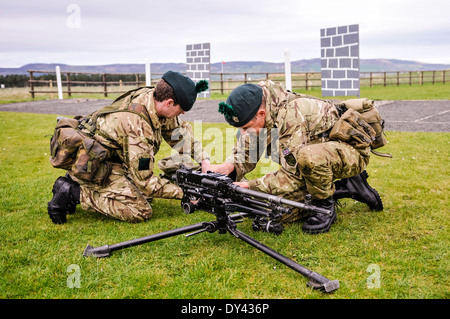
top-left (49, 79), bottom-right (54, 99)
top-left (383, 72), bottom-right (386, 87)
top-left (220, 73), bottom-right (224, 95)
top-left (29, 71), bottom-right (35, 98)
top-left (67, 73), bottom-right (72, 97)
top-left (370, 72), bottom-right (373, 87)
top-left (102, 74), bottom-right (107, 97)
top-left (444, 70), bottom-right (446, 84)
top-left (56, 66), bottom-right (63, 99)
top-left (305, 72), bottom-right (309, 91)
top-left (409, 72), bottom-right (412, 85)
top-left (244, 73), bottom-right (247, 84)
top-left (432, 71), bottom-right (435, 84)
top-left (396, 72), bottom-right (399, 86)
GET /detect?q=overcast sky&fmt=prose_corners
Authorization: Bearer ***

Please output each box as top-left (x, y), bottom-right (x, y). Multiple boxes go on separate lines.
top-left (1, 0), bottom-right (450, 67)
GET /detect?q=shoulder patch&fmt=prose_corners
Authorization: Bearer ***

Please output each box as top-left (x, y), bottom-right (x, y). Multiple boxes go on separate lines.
top-left (138, 157), bottom-right (151, 171)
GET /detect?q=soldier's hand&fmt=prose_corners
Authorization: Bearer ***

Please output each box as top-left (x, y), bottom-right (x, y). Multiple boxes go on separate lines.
top-left (207, 162), bottom-right (235, 175)
top-left (201, 159), bottom-right (212, 173)
top-left (233, 181), bottom-right (249, 189)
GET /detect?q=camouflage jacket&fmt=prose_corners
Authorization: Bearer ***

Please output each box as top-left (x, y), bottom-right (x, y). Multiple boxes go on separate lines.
top-left (225, 80), bottom-right (339, 194)
top-left (88, 87), bottom-right (209, 197)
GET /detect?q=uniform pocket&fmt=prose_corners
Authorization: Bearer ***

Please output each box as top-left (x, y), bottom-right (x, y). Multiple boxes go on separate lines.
top-left (71, 138), bottom-right (112, 185)
top-left (329, 109), bottom-right (375, 150)
top-left (132, 154), bottom-right (154, 181)
top-left (49, 127), bottom-right (84, 170)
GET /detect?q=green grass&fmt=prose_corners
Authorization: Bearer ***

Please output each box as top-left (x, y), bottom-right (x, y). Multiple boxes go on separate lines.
top-left (0, 111), bottom-right (448, 299)
top-left (296, 83), bottom-right (450, 101)
top-left (0, 86), bottom-right (131, 104)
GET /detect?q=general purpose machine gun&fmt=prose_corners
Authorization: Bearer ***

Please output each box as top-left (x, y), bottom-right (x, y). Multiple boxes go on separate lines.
top-left (83, 167), bottom-right (340, 293)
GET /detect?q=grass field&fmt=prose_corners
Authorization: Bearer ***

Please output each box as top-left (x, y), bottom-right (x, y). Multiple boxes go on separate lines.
top-left (0, 110), bottom-right (448, 299)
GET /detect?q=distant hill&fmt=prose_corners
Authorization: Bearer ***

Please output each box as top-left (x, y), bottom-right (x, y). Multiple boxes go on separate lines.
top-left (0, 63), bottom-right (186, 76)
top-left (1, 59), bottom-right (449, 76)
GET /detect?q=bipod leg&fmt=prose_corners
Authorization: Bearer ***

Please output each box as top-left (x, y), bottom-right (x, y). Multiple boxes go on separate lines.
top-left (83, 221), bottom-right (209, 258)
top-left (227, 227), bottom-right (339, 293)
top-left (83, 213), bottom-right (248, 258)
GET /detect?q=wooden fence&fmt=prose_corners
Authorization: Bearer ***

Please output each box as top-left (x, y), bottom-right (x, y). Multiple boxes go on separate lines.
top-left (27, 70), bottom-right (152, 98)
top-left (360, 70), bottom-right (447, 87)
top-left (27, 69), bottom-right (448, 98)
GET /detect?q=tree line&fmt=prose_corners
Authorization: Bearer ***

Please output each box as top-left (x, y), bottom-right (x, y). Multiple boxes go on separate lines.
top-left (0, 74), bottom-right (29, 87)
top-left (0, 73), bottom-right (145, 88)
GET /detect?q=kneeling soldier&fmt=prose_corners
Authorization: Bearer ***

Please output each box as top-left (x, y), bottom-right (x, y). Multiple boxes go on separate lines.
top-left (47, 71), bottom-right (210, 224)
top-left (210, 80), bottom-right (383, 234)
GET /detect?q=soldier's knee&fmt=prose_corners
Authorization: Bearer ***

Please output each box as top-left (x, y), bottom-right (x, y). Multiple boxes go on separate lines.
top-left (121, 207), bottom-right (153, 223)
top-left (111, 201), bottom-right (153, 223)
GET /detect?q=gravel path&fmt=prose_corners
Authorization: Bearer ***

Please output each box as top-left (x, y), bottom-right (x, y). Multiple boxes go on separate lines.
top-left (1, 98), bottom-right (449, 132)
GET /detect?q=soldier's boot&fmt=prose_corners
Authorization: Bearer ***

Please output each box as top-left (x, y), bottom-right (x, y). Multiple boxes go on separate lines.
top-left (302, 197), bottom-right (337, 235)
top-left (47, 173), bottom-right (80, 224)
top-left (333, 171), bottom-right (383, 211)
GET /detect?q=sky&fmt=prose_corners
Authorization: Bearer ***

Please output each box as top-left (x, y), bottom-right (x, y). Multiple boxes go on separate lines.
top-left (1, 0), bottom-right (450, 68)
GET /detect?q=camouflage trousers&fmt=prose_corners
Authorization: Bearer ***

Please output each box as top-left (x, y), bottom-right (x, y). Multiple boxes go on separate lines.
top-left (72, 155), bottom-right (199, 223)
top-left (251, 141), bottom-right (370, 223)
top-left (295, 140), bottom-right (370, 199)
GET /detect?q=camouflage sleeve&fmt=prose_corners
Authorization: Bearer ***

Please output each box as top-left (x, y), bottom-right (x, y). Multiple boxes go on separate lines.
top-left (161, 117), bottom-right (210, 164)
top-left (247, 166), bottom-right (304, 196)
top-left (224, 131), bottom-right (263, 181)
top-left (243, 100), bottom-right (310, 194)
top-left (100, 113), bottom-right (181, 198)
top-left (246, 98), bottom-right (338, 195)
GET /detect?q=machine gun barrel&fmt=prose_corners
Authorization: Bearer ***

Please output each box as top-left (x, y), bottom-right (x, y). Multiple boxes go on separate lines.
top-left (233, 186), bottom-right (331, 215)
top-left (194, 172), bottom-right (331, 215)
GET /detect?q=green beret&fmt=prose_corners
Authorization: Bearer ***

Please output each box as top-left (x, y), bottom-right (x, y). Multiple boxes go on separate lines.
top-left (162, 71), bottom-right (209, 111)
top-left (218, 84), bottom-right (263, 127)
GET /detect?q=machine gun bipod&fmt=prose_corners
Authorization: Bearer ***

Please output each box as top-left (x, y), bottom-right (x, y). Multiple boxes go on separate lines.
top-left (83, 211), bottom-right (339, 293)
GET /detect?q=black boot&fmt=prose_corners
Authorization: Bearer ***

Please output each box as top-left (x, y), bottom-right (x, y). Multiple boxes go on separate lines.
top-left (333, 171), bottom-right (383, 211)
top-left (302, 197), bottom-right (337, 234)
top-left (47, 174), bottom-right (80, 224)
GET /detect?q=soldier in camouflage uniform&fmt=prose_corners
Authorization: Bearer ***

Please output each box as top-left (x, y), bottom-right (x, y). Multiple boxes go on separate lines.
top-left (47, 71), bottom-right (210, 224)
top-left (211, 80), bottom-right (382, 234)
